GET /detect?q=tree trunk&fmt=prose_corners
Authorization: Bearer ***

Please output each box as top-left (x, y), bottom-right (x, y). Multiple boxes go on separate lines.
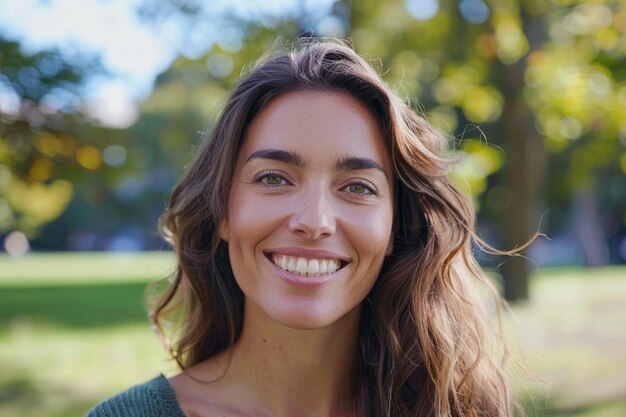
top-left (497, 68), bottom-right (547, 302)
top-left (495, 7), bottom-right (549, 302)
top-left (499, 94), bottom-right (531, 301)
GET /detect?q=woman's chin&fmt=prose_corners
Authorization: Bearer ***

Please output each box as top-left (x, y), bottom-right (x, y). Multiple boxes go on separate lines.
top-left (256, 301), bottom-right (361, 332)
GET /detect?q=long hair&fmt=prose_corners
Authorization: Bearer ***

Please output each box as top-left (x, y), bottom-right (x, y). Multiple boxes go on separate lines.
top-left (153, 39), bottom-right (513, 417)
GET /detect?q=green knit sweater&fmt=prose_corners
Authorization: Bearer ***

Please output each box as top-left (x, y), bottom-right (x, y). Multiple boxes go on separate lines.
top-left (86, 374), bottom-right (187, 417)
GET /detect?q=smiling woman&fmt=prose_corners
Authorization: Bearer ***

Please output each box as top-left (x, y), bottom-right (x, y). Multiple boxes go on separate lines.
top-left (87, 39), bottom-right (516, 417)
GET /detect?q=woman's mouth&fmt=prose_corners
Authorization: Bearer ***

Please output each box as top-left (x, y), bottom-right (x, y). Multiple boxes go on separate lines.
top-left (269, 254), bottom-right (345, 277)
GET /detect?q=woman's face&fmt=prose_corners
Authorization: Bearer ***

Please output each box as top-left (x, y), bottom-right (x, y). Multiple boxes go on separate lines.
top-left (221, 90), bottom-right (394, 330)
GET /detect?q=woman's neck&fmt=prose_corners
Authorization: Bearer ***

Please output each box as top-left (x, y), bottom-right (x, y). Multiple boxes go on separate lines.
top-left (235, 301), bottom-right (361, 416)
top-left (179, 301), bottom-right (362, 417)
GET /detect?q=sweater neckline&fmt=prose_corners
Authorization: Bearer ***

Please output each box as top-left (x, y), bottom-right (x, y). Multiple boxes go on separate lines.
top-left (154, 374), bottom-right (188, 417)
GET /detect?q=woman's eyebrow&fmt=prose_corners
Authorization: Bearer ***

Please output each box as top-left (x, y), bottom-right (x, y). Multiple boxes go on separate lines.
top-left (245, 149), bottom-right (304, 167)
top-left (334, 156), bottom-right (388, 178)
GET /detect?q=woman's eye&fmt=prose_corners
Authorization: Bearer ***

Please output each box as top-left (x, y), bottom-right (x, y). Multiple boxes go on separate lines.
top-left (349, 184), bottom-right (368, 194)
top-left (258, 173), bottom-right (287, 186)
top-left (345, 181), bottom-right (376, 195)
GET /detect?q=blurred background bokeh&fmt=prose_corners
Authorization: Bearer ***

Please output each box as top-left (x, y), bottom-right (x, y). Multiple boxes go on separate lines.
top-left (0, 0), bottom-right (624, 416)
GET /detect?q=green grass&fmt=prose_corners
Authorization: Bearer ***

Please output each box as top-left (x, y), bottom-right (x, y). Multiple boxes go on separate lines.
top-left (508, 266), bottom-right (626, 416)
top-left (0, 282), bottom-right (151, 328)
top-left (0, 251), bottom-right (176, 286)
top-left (0, 253), bottom-right (624, 417)
top-left (0, 252), bottom-right (178, 417)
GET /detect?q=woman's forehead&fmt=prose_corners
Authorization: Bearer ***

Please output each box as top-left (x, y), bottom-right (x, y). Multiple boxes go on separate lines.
top-left (238, 90), bottom-right (391, 170)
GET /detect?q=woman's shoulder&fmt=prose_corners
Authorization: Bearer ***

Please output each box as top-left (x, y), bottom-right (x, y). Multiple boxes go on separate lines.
top-left (85, 374), bottom-right (187, 417)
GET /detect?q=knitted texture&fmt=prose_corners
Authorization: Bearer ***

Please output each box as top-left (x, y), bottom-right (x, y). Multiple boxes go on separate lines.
top-left (86, 374), bottom-right (187, 417)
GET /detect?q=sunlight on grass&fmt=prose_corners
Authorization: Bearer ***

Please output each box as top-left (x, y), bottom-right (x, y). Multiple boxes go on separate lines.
top-left (0, 251), bottom-right (176, 286)
top-left (0, 252), bottom-right (179, 417)
top-left (0, 323), bottom-right (177, 417)
top-left (508, 267), bottom-right (626, 415)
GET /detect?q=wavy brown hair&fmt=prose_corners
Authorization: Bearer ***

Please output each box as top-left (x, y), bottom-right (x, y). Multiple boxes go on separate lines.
top-left (153, 39), bottom-right (514, 417)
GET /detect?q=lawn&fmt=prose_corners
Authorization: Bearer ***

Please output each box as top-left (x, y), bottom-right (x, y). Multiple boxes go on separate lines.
top-left (0, 253), bottom-right (624, 417)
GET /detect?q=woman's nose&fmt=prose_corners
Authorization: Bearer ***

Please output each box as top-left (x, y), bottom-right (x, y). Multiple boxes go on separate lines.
top-left (288, 189), bottom-right (336, 240)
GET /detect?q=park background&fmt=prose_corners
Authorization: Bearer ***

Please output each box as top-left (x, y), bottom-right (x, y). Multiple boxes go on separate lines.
top-left (0, 0), bottom-right (625, 416)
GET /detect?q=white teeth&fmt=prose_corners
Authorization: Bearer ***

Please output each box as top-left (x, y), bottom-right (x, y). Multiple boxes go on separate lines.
top-left (271, 255), bottom-right (343, 276)
top-left (279, 255), bottom-right (286, 269)
top-left (308, 259), bottom-right (319, 274)
top-left (296, 258), bottom-right (308, 274)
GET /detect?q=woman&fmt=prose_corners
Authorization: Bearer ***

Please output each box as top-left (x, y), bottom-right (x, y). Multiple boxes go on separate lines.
top-left (88, 39), bottom-right (514, 417)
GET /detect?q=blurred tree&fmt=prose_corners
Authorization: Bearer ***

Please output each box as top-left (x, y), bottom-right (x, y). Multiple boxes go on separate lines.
top-left (0, 36), bottom-right (105, 238)
top-left (0, 36), bottom-right (170, 250)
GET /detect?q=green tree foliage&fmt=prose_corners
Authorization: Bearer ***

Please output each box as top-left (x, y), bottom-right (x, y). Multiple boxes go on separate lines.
top-left (0, 37), bottom-right (104, 237)
top-left (0, 36), bottom-right (171, 249)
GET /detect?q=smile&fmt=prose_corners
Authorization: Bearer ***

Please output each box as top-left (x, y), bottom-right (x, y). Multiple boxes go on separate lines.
top-left (270, 254), bottom-right (344, 277)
